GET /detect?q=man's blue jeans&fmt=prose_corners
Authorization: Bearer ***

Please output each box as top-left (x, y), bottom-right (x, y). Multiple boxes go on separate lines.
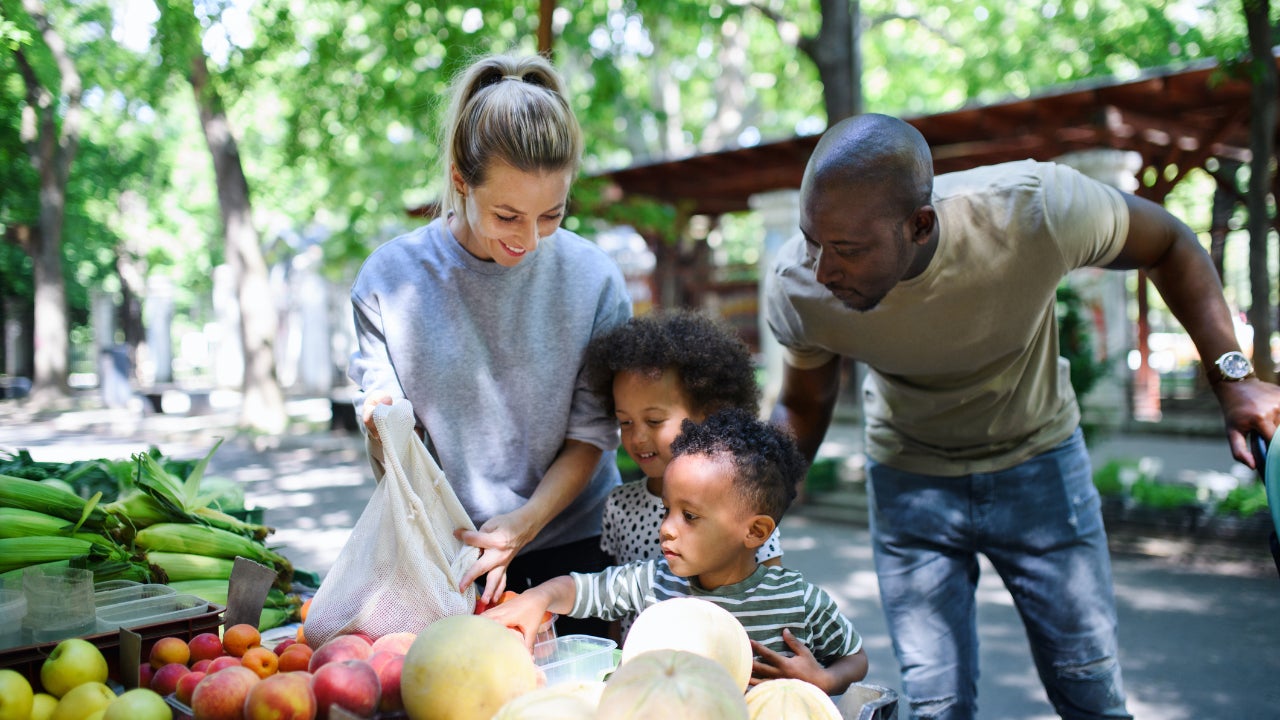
top-left (867, 429), bottom-right (1132, 720)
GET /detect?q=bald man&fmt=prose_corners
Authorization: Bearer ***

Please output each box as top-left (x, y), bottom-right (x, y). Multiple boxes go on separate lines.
top-left (766, 113), bottom-right (1280, 720)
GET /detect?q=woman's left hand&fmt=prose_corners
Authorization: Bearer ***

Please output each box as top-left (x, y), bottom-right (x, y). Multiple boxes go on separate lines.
top-left (455, 512), bottom-right (531, 604)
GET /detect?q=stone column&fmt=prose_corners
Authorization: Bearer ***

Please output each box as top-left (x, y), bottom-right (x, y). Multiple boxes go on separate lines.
top-left (211, 264), bottom-right (244, 389)
top-left (1053, 149), bottom-right (1143, 431)
top-left (748, 189), bottom-right (799, 411)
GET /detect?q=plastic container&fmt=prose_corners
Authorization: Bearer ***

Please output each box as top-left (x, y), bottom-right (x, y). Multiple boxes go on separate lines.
top-left (94, 583), bottom-right (176, 609)
top-left (532, 634), bottom-right (618, 686)
top-left (95, 593), bottom-right (210, 631)
top-left (0, 590), bottom-right (27, 651)
top-left (22, 566), bottom-right (96, 642)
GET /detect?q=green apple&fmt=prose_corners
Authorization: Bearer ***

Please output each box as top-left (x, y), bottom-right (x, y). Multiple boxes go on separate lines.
top-left (49, 682), bottom-right (115, 720)
top-left (102, 689), bottom-right (171, 720)
top-left (32, 693), bottom-right (60, 720)
top-left (41, 638), bottom-right (109, 698)
top-left (0, 669), bottom-right (34, 720)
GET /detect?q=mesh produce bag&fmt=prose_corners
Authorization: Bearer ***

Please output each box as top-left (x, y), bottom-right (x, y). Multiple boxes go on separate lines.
top-left (303, 399), bottom-right (480, 646)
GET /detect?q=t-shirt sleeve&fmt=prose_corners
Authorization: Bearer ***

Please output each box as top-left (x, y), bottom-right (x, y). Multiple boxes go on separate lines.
top-left (566, 265), bottom-right (633, 451)
top-left (764, 238), bottom-right (838, 370)
top-left (805, 584), bottom-right (862, 666)
top-left (1042, 163), bottom-right (1130, 270)
top-left (570, 561), bottom-right (651, 621)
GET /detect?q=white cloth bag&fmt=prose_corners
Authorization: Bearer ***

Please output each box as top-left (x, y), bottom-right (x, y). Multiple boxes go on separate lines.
top-left (304, 399), bottom-right (480, 645)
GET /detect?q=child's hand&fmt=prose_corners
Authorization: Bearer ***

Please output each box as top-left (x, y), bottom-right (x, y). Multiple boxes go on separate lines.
top-left (480, 590), bottom-right (553, 650)
top-left (750, 629), bottom-right (832, 692)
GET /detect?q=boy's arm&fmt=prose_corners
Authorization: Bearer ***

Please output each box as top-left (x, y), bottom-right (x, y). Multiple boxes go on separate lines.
top-left (481, 576), bottom-right (577, 648)
top-left (750, 630), bottom-right (868, 695)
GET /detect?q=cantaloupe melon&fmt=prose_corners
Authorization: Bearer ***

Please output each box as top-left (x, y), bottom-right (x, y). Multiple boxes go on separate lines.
top-left (492, 680), bottom-right (604, 719)
top-left (598, 649), bottom-right (748, 720)
top-left (401, 614), bottom-right (538, 720)
top-left (745, 678), bottom-right (842, 719)
top-left (620, 597), bottom-right (753, 691)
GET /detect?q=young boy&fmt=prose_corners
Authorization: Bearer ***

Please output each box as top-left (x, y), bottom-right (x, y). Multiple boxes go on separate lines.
top-left (483, 408), bottom-right (868, 695)
top-left (584, 310), bottom-right (782, 637)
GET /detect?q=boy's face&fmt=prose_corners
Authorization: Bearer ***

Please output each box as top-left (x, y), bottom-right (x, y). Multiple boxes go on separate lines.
top-left (660, 453), bottom-right (761, 590)
top-left (613, 369), bottom-right (702, 486)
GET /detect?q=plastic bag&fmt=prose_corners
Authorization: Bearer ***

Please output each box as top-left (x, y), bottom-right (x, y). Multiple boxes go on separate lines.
top-left (304, 399), bottom-right (480, 646)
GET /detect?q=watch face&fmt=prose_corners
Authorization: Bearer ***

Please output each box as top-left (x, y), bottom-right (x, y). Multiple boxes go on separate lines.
top-left (1219, 352), bottom-right (1252, 379)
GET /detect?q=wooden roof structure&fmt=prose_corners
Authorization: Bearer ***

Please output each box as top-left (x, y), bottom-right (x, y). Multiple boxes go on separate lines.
top-left (596, 55), bottom-right (1277, 215)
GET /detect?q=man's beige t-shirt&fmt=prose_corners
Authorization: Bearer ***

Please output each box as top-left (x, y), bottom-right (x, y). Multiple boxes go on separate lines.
top-left (766, 160), bottom-right (1129, 476)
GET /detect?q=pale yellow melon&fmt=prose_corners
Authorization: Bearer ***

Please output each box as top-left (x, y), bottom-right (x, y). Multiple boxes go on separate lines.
top-left (621, 597), bottom-right (753, 691)
top-left (401, 614), bottom-right (539, 720)
top-left (598, 649), bottom-right (748, 720)
top-left (492, 680), bottom-right (605, 719)
top-left (745, 678), bottom-right (842, 719)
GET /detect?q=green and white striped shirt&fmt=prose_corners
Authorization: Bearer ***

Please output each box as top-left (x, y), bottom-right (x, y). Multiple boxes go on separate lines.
top-left (570, 560), bottom-right (861, 667)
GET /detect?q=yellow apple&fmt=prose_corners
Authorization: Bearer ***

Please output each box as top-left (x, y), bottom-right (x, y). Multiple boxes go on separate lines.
top-left (41, 638), bottom-right (109, 698)
top-left (32, 693), bottom-right (60, 720)
top-left (0, 669), bottom-right (34, 720)
top-left (102, 689), bottom-right (171, 720)
top-left (49, 682), bottom-right (115, 720)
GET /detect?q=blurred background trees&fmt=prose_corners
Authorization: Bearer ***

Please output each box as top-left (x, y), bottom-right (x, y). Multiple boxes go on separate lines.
top-left (0, 0), bottom-right (1274, 430)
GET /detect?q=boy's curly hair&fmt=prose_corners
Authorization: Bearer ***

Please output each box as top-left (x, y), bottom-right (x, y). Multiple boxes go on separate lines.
top-left (584, 309), bottom-right (759, 417)
top-left (669, 408), bottom-right (803, 523)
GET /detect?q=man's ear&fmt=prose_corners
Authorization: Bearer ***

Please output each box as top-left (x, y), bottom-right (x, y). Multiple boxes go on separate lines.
top-left (911, 205), bottom-right (936, 244)
top-left (745, 514), bottom-right (777, 550)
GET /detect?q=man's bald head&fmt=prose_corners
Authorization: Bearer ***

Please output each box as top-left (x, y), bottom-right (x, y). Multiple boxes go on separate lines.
top-left (801, 113), bottom-right (934, 218)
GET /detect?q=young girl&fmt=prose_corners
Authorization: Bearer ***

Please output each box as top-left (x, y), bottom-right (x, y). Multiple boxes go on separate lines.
top-left (584, 309), bottom-right (782, 636)
top-left (349, 53), bottom-right (631, 637)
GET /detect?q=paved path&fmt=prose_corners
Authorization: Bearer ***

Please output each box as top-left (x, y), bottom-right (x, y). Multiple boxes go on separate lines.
top-left (2, 397), bottom-right (1278, 719)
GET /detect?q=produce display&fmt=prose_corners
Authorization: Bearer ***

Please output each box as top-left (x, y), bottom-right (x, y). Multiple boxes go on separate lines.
top-left (0, 444), bottom-right (305, 633)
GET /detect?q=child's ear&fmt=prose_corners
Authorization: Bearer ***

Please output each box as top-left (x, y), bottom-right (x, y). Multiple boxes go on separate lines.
top-left (745, 514), bottom-right (776, 550)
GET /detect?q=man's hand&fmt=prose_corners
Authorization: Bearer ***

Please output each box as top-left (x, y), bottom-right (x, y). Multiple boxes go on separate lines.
top-left (1213, 378), bottom-right (1280, 469)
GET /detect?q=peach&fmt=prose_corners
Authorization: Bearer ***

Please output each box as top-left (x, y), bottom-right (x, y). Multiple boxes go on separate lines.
top-left (192, 659), bottom-right (213, 673)
top-left (348, 633), bottom-right (374, 646)
top-left (241, 647), bottom-right (279, 680)
top-left (369, 632), bottom-right (415, 656)
top-left (368, 653), bottom-right (403, 712)
top-left (150, 662), bottom-right (190, 696)
top-left (149, 636), bottom-right (190, 670)
top-left (137, 663), bottom-right (154, 690)
top-left (175, 671), bottom-right (206, 706)
top-left (223, 624), bottom-right (262, 658)
top-left (272, 639), bottom-right (298, 656)
top-left (206, 656), bottom-right (242, 675)
top-left (310, 660), bottom-right (380, 720)
top-left (243, 672), bottom-right (316, 720)
top-left (307, 636), bottom-right (372, 673)
top-left (188, 633), bottom-right (224, 664)
top-left (191, 666), bottom-right (259, 720)
top-left (278, 646), bottom-right (314, 674)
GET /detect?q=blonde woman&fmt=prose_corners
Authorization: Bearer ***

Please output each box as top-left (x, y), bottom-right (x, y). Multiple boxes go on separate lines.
top-left (349, 53), bottom-right (631, 638)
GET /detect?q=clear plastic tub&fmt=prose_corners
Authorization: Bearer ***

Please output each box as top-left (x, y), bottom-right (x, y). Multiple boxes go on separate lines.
top-left (96, 593), bottom-right (210, 631)
top-left (533, 634), bottom-right (618, 686)
top-left (94, 583), bottom-right (176, 608)
top-left (0, 589), bottom-right (28, 651)
top-left (22, 565), bottom-right (96, 639)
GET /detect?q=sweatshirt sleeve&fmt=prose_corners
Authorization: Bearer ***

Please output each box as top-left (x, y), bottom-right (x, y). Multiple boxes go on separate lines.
top-left (565, 265), bottom-right (633, 451)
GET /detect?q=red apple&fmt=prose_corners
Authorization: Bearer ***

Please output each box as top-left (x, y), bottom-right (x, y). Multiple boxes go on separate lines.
top-left (188, 633), bottom-right (224, 664)
top-left (310, 659), bottom-right (380, 720)
top-left (369, 632), bottom-right (415, 656)
top-left (368, 653), bottom-right (403, 712)
top-left (192, 659), bottom-right (213, 673)
top-left (273, 639), bottom-right (298, 656)
top-left (243, 672), bottom-right (316, 720)
top-left (150, 662), bottom-right (190, 696)
top-left (175, 670), bottom-right (206, 706)
top-left (307, 635), bottom-right (372, 673)
top-left (191, 666), bottom-right (259, 720)
top-left (137, 662), bottom-right (155, 690)
top-left (206, 656), bottom-right (243, 674)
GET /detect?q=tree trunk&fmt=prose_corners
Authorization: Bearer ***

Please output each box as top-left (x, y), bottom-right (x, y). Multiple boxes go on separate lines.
top-left (13, 0), bottom-right (83, 407)
top-left (537, 0), bottom-right (555, 57)
top-left (1208, 159), bottom-right (1242, 281)
top-left (187, 52), bottom-right (287, 433)
top-left (798, 0), bottom-right (860, 123)
top-left (1244, 0), bottom-right (1276, 382)
top-left (700, 17), bottom-right (750, 152)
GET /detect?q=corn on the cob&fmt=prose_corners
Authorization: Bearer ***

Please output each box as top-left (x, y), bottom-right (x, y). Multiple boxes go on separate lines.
top-left (146, 551), bottom-right (235, 582)
top-left (0, 475), bottom-right (112, 530)
top-left (0, 536), bottom-right (104, 573)
top-left (134, 523), bottom-right (289, 568)
top-left (167, 579), bottom-right (231, 606)
top-left (0, 507), bottom-right (121, 549)
top-left (103, 492), bottom-right (181, 532)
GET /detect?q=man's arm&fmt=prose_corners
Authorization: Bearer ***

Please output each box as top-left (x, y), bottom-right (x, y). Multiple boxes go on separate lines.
top-left (1106, 193), bottom-right (1280, 466)
top-left (769, 357), bottom-right (843, 465)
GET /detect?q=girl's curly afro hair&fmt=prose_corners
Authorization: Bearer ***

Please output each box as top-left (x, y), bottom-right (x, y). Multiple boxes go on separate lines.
top-left (584, 309), bottom-right (760, 417)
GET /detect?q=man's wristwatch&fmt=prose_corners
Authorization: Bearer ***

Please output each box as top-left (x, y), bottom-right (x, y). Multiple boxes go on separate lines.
top-left (1207, 350), bottom-right (1255, 385)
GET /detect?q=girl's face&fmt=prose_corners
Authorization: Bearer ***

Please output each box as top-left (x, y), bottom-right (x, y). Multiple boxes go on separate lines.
top-left (452, 161), bottom-right (572, 267)
top-left (612, 369), bottom-right (703, 490)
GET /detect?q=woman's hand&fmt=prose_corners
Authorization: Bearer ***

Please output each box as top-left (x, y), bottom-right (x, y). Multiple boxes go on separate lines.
top-left (455, 510), bottom-right (534, 603)
top-left (360, 392), bottom-right (395, 440)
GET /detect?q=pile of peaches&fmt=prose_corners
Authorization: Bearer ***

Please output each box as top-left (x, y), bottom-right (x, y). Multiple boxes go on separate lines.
top-left (152, 618), bottom-right (410, 720)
